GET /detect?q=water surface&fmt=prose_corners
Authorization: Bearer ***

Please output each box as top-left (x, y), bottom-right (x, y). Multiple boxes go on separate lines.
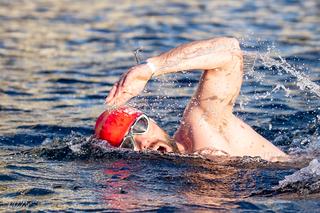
top-left (0, 0), bottom-right (319, 211)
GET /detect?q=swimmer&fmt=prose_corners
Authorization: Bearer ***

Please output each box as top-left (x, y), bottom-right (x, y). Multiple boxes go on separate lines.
top-left (97, 37), bottom-right (288, 161)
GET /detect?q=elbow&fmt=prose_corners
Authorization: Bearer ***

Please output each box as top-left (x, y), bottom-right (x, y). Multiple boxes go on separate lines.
top-left (224, 37), bottom-right (241, 50)
top-left (220, 38), bottom-right (243, 62)
top-left (215, 37), bottom-right (241, 50)
top-left (228, 37), bottom-right (241, 50)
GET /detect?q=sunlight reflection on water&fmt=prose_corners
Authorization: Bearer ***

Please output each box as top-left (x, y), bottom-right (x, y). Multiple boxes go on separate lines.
top-left (0, 0), bottom-right (319, 211)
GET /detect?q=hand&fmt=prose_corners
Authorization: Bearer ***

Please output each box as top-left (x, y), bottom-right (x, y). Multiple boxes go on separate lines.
top-left (105, 64), bottom-right (153, 106)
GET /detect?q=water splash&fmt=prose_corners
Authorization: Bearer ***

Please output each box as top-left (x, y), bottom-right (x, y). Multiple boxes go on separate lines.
top-left (244, 51), bottom-right (320, 98)
top-left (274, 158), bottom-right (320, 194)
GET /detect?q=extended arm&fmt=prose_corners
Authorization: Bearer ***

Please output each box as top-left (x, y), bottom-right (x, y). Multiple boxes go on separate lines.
top-left (149, 37), bottom-right (240, 76)
top-left (105, 37), bottom-right (241, 106)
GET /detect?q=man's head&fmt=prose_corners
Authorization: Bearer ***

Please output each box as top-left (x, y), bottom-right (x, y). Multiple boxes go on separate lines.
top-left (95, 106), bottom-right (179, 153)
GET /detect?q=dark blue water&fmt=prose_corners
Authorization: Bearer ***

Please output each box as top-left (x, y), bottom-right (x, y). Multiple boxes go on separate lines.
top-left (0, 0), bottom-right (319, 211)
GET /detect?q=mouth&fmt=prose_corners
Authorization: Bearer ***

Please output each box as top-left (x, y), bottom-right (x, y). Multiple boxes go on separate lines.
top-left (148, 139), bottom-right (180, 154)
top-left (156, 146), bottom-right (168, 153)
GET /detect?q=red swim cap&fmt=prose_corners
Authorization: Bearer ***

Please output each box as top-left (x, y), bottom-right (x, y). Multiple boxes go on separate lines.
top-left (95, 106), bottom-right (143, 147)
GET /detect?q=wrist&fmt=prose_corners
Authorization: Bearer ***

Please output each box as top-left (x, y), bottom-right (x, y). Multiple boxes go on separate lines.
top-left (138, 59), bottom-right (156, 78)
top-left (146, 58), bottom-right (158, 76)
top-left (146, 60), bottom-right (156, 75)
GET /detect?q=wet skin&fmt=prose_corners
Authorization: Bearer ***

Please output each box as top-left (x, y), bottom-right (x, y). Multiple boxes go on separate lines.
top-left (105, 37), bottom-right (288, 161)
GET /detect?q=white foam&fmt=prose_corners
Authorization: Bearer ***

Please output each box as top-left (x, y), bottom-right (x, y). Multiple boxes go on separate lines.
top-left (278, 158), bottom-right (320, 189)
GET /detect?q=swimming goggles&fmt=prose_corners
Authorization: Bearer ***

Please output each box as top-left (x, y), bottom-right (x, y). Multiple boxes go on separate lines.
top-left (120, 114), bottom-right (150, 149)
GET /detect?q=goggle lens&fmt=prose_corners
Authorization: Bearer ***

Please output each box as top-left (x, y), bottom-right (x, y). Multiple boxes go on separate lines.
top-left (119, 114), bottom-right (150, 149)
top-left (120, 137), bottom-right (135, 149)
top-left (131, 115), bottom-right (149, 134)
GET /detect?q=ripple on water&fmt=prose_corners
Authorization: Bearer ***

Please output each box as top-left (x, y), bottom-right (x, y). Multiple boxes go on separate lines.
top-left (0, 174), bottom-right (17, 182)
top-left (5, 165), bottom-right (38, 171)
top-left (0, 0), bottom-right (319, 211)
top-left (3, 188), bottom-right (55, 198)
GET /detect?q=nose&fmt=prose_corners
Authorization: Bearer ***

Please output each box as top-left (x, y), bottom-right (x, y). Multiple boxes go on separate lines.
top-left (132, 135), bottom-right (149, 151)
top-left (140, 139), bottom-right (151, 150)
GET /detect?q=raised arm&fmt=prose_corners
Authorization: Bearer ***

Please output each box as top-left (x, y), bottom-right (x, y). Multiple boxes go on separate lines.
top-left (149, 37), bottom-right (241, 76)
top-left (105, 37), bottom-right (241, 106)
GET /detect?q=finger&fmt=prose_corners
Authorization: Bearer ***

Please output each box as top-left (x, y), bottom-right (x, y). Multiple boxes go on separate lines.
top-left (119, 90), bottom-right (134, 103)
top-left (112, 92), bottom-right (132, 106)
top-left (105, 85), bottom-right (116, 102)
top-left (105, 82), bottom-right (119, 104)
top-left (122, 73), bottom-right (132, 88)
top-left (108, 85), bottom-right (129, 106)
top-left (123, 89), bottom-right (135, 96)
top-left (119, 72), bottom-right (128, 87)
top-left (113, 80), bottom-right (125, 100)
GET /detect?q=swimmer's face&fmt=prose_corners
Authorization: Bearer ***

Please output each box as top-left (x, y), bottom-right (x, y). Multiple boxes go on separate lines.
top-left (132, 119), bottom-right (176, 153)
